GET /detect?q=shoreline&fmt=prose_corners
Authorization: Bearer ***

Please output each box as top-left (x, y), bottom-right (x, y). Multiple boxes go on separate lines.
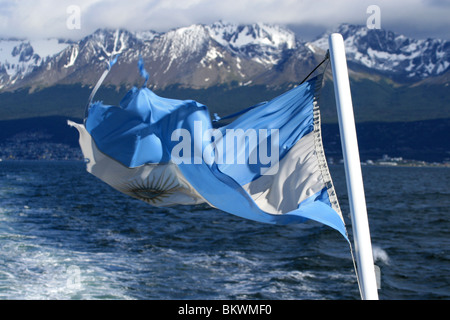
top-left (1, 158), bottom-right (449, 168)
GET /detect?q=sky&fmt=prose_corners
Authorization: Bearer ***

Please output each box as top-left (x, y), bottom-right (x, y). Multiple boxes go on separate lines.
top-left (0, 0), bottom-right (449, 41)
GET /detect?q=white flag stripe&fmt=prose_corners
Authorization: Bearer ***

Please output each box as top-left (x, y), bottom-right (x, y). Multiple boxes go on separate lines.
top-left (68, 120), bottom-right (206, 207)
top-left (242, 131), bottom-right (326, 215)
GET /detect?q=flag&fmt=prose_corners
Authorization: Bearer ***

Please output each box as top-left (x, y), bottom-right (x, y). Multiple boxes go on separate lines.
top-left (68, 59), bottom-right (347, 239)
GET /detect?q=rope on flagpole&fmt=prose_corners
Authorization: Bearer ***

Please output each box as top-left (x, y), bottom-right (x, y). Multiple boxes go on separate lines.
top-left (300, 50), bottom-right (330, 85)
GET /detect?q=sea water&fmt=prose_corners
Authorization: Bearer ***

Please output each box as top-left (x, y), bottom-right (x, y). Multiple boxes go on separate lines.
top-left (0, 161), bottom-right (448, 300)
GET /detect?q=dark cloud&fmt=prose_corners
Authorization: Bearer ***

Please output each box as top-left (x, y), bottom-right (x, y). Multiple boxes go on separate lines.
top-left (0, 0), bottom-right (448, 40)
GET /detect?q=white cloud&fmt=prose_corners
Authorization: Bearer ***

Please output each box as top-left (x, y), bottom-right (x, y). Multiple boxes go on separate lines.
top-left (0, 0), bottom-right (448, 40)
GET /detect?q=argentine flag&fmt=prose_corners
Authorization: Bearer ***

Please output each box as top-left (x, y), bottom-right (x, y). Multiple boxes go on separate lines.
top-left (68, 60), bottom-right (347, 239)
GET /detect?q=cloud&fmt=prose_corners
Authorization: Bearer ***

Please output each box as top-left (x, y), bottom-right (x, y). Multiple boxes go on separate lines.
top-left (0, 0), bottom-right (448, 40)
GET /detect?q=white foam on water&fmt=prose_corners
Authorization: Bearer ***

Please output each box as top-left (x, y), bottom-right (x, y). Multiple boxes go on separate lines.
top-left (372, 245), bottom-right (390, 265)
top-left (161, 248), bottom-right (330, 299)
top-left (0, 236), bottom-right (135, 300)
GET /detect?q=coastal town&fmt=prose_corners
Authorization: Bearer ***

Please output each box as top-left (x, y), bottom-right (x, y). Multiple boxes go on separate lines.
top-left (0, 131), bottom-right (83, 161)
top-left (1, 130), bottom-right (448, 168)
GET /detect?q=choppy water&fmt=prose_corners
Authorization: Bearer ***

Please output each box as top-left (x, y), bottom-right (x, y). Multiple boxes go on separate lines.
top-left (0, 161), bottom-right (448, 300)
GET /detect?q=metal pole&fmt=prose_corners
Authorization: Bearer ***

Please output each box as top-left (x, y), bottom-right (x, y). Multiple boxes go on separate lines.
top-left (328, 33), bottom-right (379, 300)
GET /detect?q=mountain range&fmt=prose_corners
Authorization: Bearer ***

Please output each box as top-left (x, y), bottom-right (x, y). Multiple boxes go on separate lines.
top-left (0, 21), bottom-right (449, 162)
top-left (1, 21), bottom-right (449, 92)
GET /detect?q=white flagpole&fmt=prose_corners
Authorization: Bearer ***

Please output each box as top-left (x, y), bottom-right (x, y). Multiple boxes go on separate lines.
top-left (328, 33), bottom-right (379, 300)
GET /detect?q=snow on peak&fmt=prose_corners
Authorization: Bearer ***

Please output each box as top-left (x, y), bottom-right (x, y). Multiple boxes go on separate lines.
top-left (162, 24), bottom-right (210, 57)
top-left (0, 38), bottom-right (70, 78)
top-left (311, 24), bottom-right (450, 79)
top-left (205, 21), bottom-right (297, 66)
top-left (207, 21), bottom-right (296, 50)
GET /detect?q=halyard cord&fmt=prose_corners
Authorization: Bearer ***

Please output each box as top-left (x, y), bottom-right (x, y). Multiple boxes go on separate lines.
top-left (300, 50), bottom-right (330, 85)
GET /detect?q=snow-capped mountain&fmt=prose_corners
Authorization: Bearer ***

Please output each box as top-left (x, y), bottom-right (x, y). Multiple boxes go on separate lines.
top-left (0, 22), bottom-right (318, 91)
top-left (311, 24), bottom-right (450, 80)
top-left (0, 38), bottom-right (71, 89)
top-left (207, 21), bottom-right (296, 65)
top-left (0, 22), bottom-right (448, 92)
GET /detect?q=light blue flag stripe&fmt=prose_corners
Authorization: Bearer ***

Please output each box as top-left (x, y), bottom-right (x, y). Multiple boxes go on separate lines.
top-left (216, 78), bottom-right (316, 186)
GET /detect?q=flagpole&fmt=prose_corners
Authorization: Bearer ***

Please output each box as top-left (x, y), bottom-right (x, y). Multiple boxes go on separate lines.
top-left (328, 33), bottom-right (379, 300)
